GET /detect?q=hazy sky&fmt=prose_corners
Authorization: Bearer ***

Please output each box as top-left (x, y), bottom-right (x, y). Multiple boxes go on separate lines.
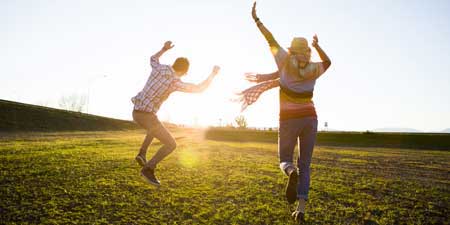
top-left (1, 0), bottom-right (450, 131)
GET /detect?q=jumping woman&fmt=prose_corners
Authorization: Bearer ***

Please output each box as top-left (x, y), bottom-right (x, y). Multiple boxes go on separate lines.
top-left (239, 2), bottom-right (331, 223)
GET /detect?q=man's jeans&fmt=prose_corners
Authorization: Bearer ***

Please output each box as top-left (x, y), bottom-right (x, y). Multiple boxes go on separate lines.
top-left (132, 110), bottom-right (177, 169)
top-left (279, 116), bottom-right (318, 200)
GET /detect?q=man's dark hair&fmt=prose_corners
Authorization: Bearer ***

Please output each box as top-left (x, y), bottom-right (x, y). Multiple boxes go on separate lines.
top-left (172, 57), bottom-right (190, 74)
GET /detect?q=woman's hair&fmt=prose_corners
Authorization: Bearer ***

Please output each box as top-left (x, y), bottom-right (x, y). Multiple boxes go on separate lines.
top-left (172, 57), bottom-right (190, 74)
top-left (283, 50), bottom-right (311, 78)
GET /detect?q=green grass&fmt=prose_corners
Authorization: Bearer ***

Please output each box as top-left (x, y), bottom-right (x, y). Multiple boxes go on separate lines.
top-left (205, 128), bottom-right (450, 150)
top-left (1, 129), bottom-right (449, 224)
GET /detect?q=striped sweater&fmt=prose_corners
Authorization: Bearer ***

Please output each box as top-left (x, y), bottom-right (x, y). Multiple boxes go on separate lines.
top-left (279, 88), bottom-right (316, 120)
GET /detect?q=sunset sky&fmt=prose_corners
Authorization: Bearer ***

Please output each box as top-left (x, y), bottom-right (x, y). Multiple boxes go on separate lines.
top-left (1, 0), bottom-right (450, 131)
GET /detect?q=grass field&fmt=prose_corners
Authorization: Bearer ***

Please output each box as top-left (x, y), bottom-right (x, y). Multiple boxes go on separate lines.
top-left (1, 129), bottom-right (449, 224)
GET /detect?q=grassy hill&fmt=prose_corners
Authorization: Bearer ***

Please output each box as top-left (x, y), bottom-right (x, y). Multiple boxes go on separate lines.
top-left (0, 99), bottom-right (138, 132)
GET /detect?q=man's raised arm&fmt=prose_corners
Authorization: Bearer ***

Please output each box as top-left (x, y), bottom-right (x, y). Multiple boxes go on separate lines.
top-left (175, 66), bottom-right (221, 93)
top-left (150, 41), bottom-right (174, 69)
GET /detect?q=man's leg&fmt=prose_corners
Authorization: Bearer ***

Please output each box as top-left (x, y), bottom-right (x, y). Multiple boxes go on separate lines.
top-left (279, 119), bottom-right (301, 204)
top-left (134, 134), bottom-right (154, 166)
top-left (136, 114), bottom-right (176, 186)
top-left (132, 110), bottom-right (155, 166)
top-left (145, 122), bottom-right (177, 170)
top-left (139, 134), bottom-right (154, 159)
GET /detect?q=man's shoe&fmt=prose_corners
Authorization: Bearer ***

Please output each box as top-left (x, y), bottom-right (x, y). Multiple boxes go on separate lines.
top-left (140, 168), bottom-right (161, 187)
top-left (135, 155), bottom-right (146, 167)
top-left (286, 169), bottom-right (298, 204)
top-left (291, 210), bottom-right (305, 224)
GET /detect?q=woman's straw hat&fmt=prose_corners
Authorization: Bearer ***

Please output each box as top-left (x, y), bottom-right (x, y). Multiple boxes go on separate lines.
top-left (288, 37), bottom-right (310, 54)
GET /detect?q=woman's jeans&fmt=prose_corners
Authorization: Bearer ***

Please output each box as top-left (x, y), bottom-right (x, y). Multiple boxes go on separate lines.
top-left (132, 110), bottom-right (177, 169)
top-left (279, 116), bottom-right (318, 200)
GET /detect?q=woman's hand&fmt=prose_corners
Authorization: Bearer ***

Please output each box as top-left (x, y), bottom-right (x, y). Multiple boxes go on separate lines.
top-left (252, 2), bottom-right (258, 21)
top-left (244, 72), bottom-right (259, 82)
top-left (163, 41), bottom-right (174, 51)
top-left (312, 35), bottom-right (319, 48)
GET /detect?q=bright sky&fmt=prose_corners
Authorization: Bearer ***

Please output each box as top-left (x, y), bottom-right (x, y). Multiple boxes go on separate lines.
top-left (1, 0), bottom-right (450, 132)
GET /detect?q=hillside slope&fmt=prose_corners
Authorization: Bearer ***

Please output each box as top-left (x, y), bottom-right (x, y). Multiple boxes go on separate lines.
top-left (0, 99), bottom-right (138, 132)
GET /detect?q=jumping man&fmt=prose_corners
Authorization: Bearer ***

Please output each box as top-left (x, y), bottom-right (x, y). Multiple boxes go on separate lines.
top-left (131, 41), bottom-right (220, 186)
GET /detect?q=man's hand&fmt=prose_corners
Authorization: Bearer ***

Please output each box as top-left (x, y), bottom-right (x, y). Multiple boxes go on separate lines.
top-left (244, 72), bottom-right (259, 82)
top-left (212, 65), bottom-right (221, 76)
top-left (252, 2), bottom-right (258, 21)
top-left (163, 41), bottom-right (174, 51)
top-left (312, 35), bottom-right (319, 48)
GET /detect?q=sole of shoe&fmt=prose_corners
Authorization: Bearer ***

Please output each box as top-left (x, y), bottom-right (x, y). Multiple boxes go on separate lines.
top-left (135, 155), bottom-right (146, 167)
top-left (286, 170), bottom-right (298, 204)
top-left (140, 171), bottom-right (161, 187)
top-left (291, 211), bottom-right (305, 224)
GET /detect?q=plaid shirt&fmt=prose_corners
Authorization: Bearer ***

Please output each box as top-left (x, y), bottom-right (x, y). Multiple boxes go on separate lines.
top-left (132, 55), bottom-right (198, 113)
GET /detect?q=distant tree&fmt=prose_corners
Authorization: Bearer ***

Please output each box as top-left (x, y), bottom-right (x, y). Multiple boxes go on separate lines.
top-left (58, 94), bottom-right (87, 112)
top-left (234, 115), bottom-right (248, 129)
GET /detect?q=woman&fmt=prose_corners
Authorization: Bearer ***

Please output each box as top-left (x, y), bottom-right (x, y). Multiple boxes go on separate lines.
top-left (239, 2), bottom-right (331, 222)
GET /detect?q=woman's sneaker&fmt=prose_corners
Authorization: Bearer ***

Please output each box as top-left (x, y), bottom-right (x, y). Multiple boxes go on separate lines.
top-left (135, 155), bottom-right (146, 167)
top-left (140, 168), bottom-right (161, 187)
top-left (286, 169), bottom-right (298, 204)
top-left (291, 210), bottom-right (305, 224)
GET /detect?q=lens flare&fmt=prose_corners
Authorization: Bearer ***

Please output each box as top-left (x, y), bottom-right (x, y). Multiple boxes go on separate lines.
top-left (178, 148), bottom-right (200, 168)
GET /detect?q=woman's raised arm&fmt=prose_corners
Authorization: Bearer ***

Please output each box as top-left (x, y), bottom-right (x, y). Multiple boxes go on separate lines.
top-left (252, 2), bottom-right (280, 50)
top-left (251, 2), bottom-right (288, 69)
top-left (312, 35), bottom-right (331, 70)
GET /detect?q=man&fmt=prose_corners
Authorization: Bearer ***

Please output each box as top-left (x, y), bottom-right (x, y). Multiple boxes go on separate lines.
top-left (132, 41), bottom-right (220, 186)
